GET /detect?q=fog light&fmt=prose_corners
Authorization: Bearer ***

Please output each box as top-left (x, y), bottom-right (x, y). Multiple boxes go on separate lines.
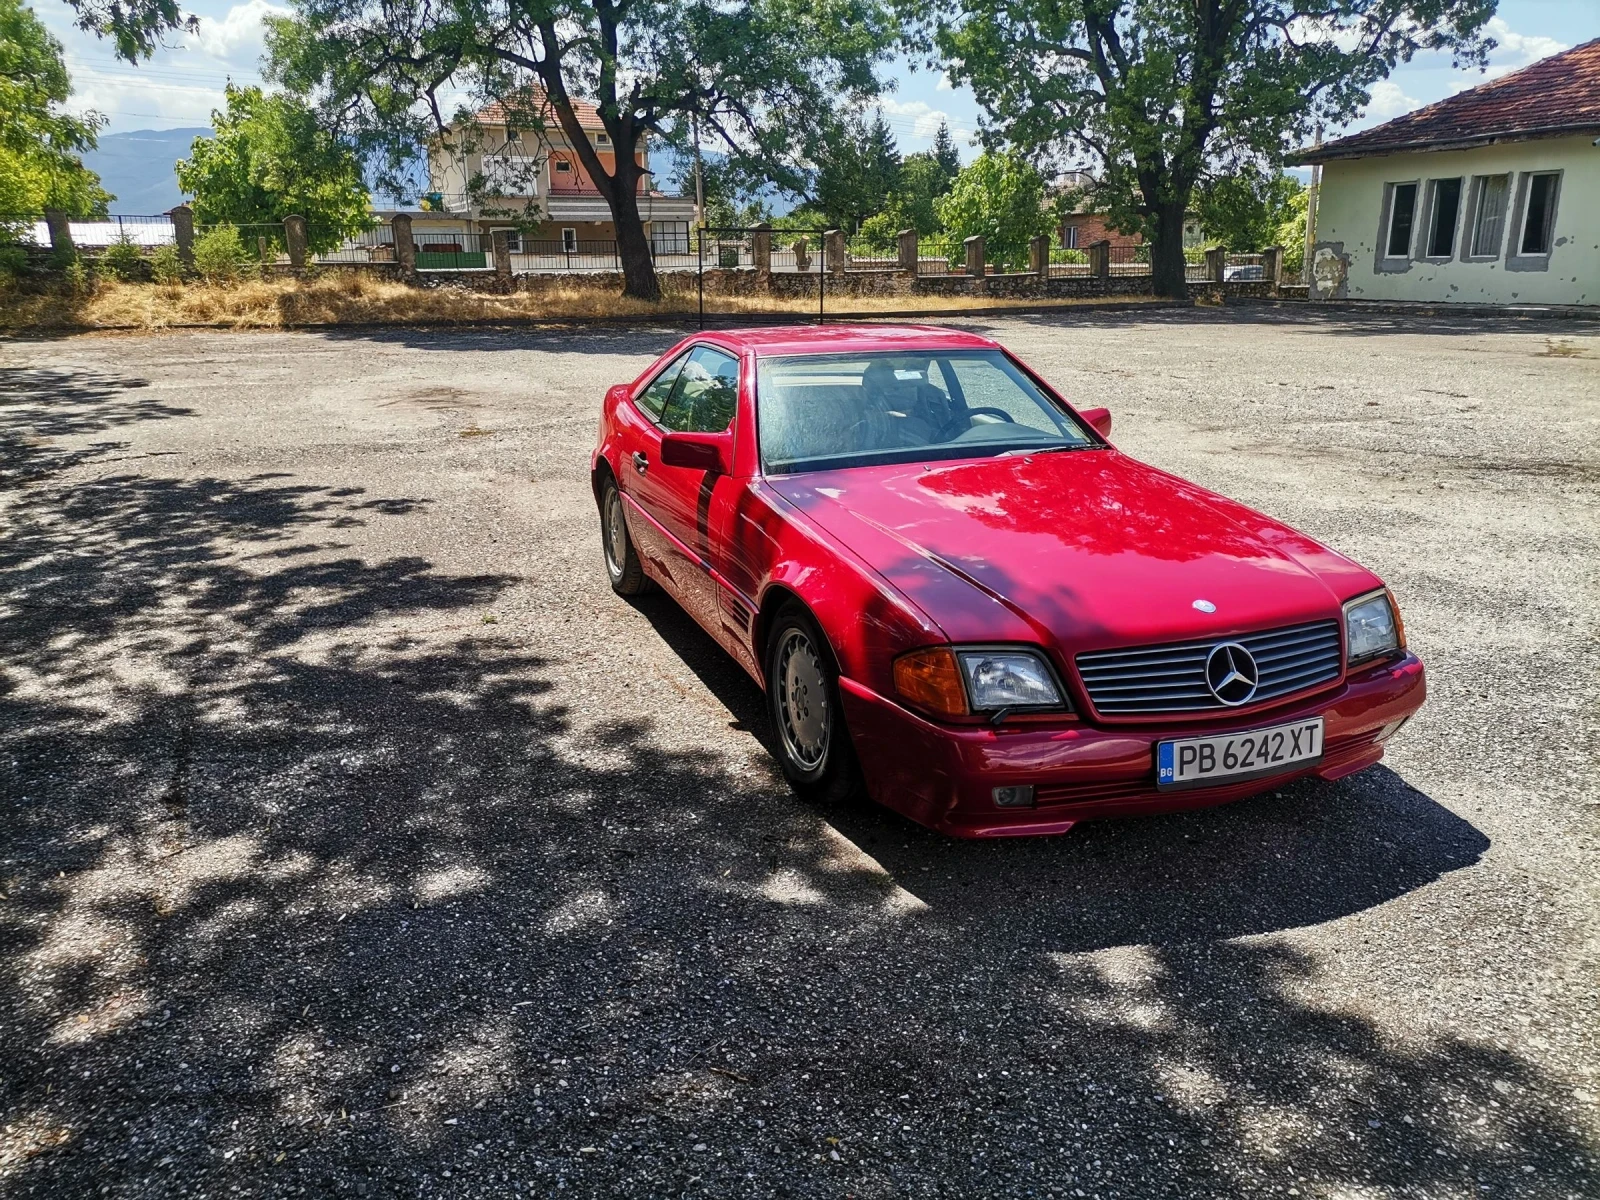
top-left (992, 784), bottom-right (1035, 808)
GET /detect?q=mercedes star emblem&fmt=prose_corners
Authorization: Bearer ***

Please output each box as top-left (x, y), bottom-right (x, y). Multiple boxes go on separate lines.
top-left (1192, 599), bottom-right (1217, 613)
top-left (1205, 642), bottom-right (1260, 706)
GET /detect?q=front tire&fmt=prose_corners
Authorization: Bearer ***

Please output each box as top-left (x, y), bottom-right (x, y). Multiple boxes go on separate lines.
top-left (765, 603), bottom-right (863, 805)
top-left (599, 476), bottom-right (652, 596)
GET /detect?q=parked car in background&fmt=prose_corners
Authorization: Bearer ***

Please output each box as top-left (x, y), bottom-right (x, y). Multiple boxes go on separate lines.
top-left (591, 326), bottom-right (1424, 837)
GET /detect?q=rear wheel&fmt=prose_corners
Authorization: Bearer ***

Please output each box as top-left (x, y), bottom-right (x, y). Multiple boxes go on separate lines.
top-left (599, 476), bottom-right (651, 596)
top-left (765, 603), bottom-right (863, 805)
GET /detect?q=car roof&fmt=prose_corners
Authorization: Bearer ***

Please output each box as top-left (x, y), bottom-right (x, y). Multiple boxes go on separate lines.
top-left (701, 324), bottom-right (1001, 356)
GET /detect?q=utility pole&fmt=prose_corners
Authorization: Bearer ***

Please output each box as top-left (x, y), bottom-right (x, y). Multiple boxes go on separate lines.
top-left (1303, 122), bottom-right (1322, 285)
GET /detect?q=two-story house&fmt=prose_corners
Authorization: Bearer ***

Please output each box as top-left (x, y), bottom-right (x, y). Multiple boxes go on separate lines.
top-left (423, 90), bottom-right (697, 258)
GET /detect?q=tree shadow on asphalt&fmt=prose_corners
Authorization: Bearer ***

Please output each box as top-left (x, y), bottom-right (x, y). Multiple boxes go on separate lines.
top-left (1, 364), bottom-right (1595, 1199)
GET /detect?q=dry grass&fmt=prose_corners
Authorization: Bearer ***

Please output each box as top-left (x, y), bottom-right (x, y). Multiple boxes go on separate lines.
top-left (0, 272), bottom-right (1163, 334)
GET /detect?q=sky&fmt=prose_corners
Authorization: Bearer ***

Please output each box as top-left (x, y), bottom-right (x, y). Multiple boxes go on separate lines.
top-left (39, 0), bottom-right (1599, 164)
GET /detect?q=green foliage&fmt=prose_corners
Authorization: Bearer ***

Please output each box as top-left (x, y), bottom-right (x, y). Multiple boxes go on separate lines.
top-left (930, 120), bottom-right (960, 183)
top-left (812, 110), bottom-right (902, 232)
top-left (54, 0), bottom-right (197, 63)
top-left (150, 243), bottom-right (184, 284)
top-left (0, 0), bottom-right (113, 215)
top-left (98, 230), bottom-right (146, 281)
top-left (0, 243), bottom-right (28, 279)
top-left (177, 85), bottom-right (372, 253)
top-left (1276, 188), bottom-right (1309, 278)
top-left (923, 0), bottom-right (1496, 295)
top-left (1198, 168), bottom-right (1303, 251)
top-left (63, 255), bottom-right (90, 295)
top-left (934, 151), bottom-right (1050, 259)
top-left (192, 224), bottom-right (258, 284)
top-left (265, 0), bottom-right (899, 298)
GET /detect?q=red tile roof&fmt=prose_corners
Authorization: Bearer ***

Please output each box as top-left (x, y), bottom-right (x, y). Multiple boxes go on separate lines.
top-left (472, 88), bottom-right (608, 132)
top-left (1292, 37), bottom-right (1600, 163)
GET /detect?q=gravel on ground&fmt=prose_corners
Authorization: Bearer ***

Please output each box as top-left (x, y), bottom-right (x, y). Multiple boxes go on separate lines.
top-left (1, 309), bottom-right (1596, 1199)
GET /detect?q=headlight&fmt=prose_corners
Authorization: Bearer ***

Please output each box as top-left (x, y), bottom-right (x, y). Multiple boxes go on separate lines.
top-left (893, 646), bottom-right (1070, 717)
top-left (957, 649), bottom-right (1065, 711)
top-left (1344, 589), bottom-right (1403, 665)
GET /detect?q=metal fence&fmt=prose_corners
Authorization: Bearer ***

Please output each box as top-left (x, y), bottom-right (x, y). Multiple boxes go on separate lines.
top-left (512, 239), bottom-right (620, 272)
top-left (414, 230), bottom-right (488, 270)
top-left (312, 227), bottom-right (394, 264)
top-left (2, 215), bottom-right (177, 248)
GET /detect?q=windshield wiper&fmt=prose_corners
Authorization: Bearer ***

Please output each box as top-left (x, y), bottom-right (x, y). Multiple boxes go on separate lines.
top-left (997, 443), bottom-right (1098, 457)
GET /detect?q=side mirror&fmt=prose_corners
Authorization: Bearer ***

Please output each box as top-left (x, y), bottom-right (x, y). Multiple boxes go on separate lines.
top-left (660, 430), bottom-right (732, 474)
top-left (1079, 406), bottom-right (1112, 439)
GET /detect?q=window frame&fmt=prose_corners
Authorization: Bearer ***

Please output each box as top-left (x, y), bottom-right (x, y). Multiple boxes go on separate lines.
top-left (1516, 171), bottom-right (1560, 257)
top-left (1463, 173), bottom-right (1511, 261)
top-left (631, 348), bottom-right (693, 422)
top-left (1381, 180), bottom-right (1421, 261)
top-left (560, 227), bottom-right (578, 253)
top-left (1422, 176), bottom-right (1463, 261)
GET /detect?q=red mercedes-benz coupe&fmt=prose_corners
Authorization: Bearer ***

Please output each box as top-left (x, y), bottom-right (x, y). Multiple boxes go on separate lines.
top-left (591, 325), bottom-right (1424, 837)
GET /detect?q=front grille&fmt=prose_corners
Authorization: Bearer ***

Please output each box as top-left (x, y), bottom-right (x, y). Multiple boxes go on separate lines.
top-left (1075, 620), bottom-right (1342, 715)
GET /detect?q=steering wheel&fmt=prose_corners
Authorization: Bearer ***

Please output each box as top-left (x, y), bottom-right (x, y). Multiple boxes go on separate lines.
top-left (937, 406), bottom-right (1016, 441)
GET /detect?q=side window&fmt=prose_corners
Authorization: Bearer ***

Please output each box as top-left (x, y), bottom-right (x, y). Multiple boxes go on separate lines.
top-left (661, 346), bottom-right (740, 433)
top-left (1385, 182), bottom-right (1418, 259)
top-left (635, 351), bottom-right (689, 421)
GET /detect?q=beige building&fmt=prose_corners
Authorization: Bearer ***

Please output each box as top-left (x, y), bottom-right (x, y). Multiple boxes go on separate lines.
top-left (1294, 37), bottom-right (1600, 307)
top-left (406, 89), bottom-right (696, 259)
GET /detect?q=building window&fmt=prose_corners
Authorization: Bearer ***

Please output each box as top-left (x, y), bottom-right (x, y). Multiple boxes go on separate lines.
top-left (650, 222), bottom-right (689, 256)
top-left (1518, 172), bottom-right (1560, 255)
top-left (1063, 224), bottom-right (1079, 250)
top-left (595, 133), bottom-right (612, 148)
top-left (1468, 174), bottom-right (1510, 258)
top-left (491, 227), bottom-right (521, 253)
top-left (1425, 177), bottom-right (1462, 258)
top-left (561, 227), bottom-right (578, 253)
top-left (1385, 182), bottom-right (1418, 258)
top-left (554, 159), bottom-right (573, 174)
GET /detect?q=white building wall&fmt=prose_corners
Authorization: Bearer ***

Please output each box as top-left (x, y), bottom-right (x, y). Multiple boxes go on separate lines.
top-left (1310, 134), bottom-right (1598, 306)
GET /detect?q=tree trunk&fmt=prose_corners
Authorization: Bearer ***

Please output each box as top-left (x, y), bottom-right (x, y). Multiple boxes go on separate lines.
top-left (1149, 200), bottom-right (1189, 300)
top-left (607, 180), bottom-right (661, 302)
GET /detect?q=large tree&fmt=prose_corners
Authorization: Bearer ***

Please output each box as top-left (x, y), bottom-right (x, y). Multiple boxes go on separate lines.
top-left (921, 0), bottom-right (1497, 297)
top-left (0, 0), bottom-right (111, 227)
top-left (812, 109), bottom-right (902, 233)
top-left (56, 0), bottom-right (195, 62)
top-left (176, 84), bottom-right (373, 250)
top-left (933, 149), bottom-right (1050, 266)
top-left (266, 0), bottom-right (897, 300)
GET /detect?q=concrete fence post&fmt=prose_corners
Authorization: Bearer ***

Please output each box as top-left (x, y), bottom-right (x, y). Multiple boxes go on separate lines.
top-left (284, 215), bottom-right (308, 268)
top-left (1262, 245), bottom-right (1283, 289)
top-left (963, 235), bottom-right (984, 277)
top-left (824, 229), bottom-right (845, 275)
top-left (752, 222), bottom-right (773, 275)
top-left (44, 209), bottom-right (73, 255)
top-left (1206, 245), bottom-right (1225, 284)
top-left (169, 205), bottom-right (195, 269)
top-left (391, 214), bottom-right (417, 279)
top-left (792, 238), bottom-right (810, 273)
top-left (1090, 239), bottom-right (1110, 280)
top-left (897, 228), bottom-right (918, 274)
top-left (491, 228), bottom-right (513, 278)
top-left (1030, 234), bottom-right (1050, 279)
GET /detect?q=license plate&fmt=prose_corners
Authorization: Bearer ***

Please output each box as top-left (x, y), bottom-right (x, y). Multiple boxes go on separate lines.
top-left (1157, 717), bottom-right (1324, 790)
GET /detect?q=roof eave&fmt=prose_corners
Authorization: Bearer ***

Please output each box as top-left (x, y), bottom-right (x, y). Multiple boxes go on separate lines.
top-left (1290, 123), bottom-right (1600, 165)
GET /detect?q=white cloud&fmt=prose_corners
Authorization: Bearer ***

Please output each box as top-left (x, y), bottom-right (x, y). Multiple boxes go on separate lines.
top-left (1365, 80), bottom-right (1420, 119)
top-left (877, 98), bottom-right (951, 140)
top-left (936, 72), bottom-right (954, 92)
top-left (1483, 16), bottom-right (1567, 67)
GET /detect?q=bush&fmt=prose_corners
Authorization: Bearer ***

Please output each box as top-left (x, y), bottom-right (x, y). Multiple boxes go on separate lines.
top-left (64, 257), bottom-right (92, 296)
top-left (0, 244), bottom-right (27, 281)
top-left (99, 231), bottom-right (146, 281)
top-left (150, 244), bottom-right (184, 284)
top-left (192, 224), bottom-right (257, 284)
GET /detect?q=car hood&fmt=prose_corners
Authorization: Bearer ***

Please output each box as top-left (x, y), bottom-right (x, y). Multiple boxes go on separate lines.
top-left (767, 450), bottom-right (1368, 651)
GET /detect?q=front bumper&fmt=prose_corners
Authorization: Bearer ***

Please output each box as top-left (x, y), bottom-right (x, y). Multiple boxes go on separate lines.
top-left (837, 653), bottom-right (1426, 838)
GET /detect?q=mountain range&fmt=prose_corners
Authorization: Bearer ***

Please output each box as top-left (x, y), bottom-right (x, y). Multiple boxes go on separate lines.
top-left (83, 128), bottom-right (206, 215)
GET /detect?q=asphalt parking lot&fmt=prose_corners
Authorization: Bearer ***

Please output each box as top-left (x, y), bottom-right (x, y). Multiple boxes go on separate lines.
top-left (2, 308), bottom-right (1597, 1199)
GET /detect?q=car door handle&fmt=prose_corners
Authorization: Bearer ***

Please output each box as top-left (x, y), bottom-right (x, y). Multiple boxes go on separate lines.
top-left (631, 450), bottom-right (648, 474)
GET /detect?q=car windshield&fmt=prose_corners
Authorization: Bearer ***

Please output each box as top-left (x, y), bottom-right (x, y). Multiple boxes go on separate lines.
top-left (756, 350), bottom-right (1097, 474)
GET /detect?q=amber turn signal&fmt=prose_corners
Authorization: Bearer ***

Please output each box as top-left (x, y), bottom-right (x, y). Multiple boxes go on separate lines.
top-left (893, 647), bottom-right (969, 717)
top-left (1385, 587), bottom-right (1407, 650)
